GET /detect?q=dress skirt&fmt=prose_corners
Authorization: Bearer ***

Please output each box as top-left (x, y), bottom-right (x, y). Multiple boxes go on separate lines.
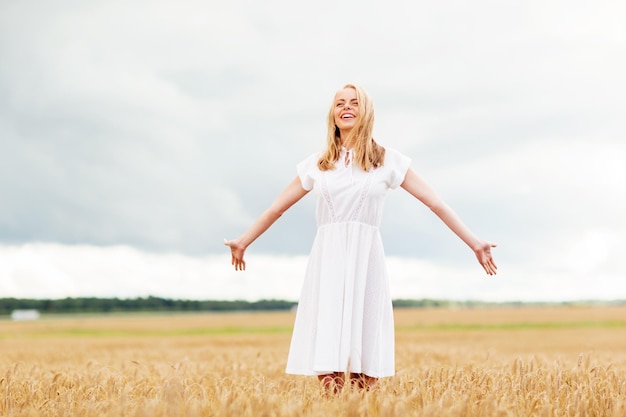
top-left (285, 222), bottom-right (395, 377)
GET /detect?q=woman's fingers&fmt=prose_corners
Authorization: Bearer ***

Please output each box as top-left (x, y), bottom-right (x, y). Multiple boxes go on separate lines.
top-left (478, 242), bottom-right (497, 275)
top-left (225, 238), bottom-right (246, 271)
top-left (231, 257), bottom-right (244, 271)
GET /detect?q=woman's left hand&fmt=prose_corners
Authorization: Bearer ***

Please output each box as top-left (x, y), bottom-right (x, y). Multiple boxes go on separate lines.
top-left (475, 242), bottom-right (498, 276)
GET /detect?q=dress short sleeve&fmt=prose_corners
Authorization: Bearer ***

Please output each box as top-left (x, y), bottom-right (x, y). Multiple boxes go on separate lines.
top-left (385, 147), bottom-right (412, 189)
top-left (297, 152), bottom-right (320, 191)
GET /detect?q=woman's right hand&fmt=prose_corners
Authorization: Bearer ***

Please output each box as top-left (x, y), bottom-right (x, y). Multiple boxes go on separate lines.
top-left (224, 238), bottom-right (246, 271)
top-left (474, 241), bottom-right (498, 276)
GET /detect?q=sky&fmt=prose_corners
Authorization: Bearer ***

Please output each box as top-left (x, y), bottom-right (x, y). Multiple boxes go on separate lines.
top-left (0, 0), bottom-right (625, 302)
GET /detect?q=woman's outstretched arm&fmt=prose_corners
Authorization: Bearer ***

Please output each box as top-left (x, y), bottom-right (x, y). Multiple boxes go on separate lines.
top-left (224, 176), bottom-right (310, 271)
top-left (400, 168), bottom-right (498, 275)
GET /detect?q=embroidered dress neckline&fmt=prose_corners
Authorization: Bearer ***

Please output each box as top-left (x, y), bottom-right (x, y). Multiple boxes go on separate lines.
top-left (341, 147), bottom-right (353, 168)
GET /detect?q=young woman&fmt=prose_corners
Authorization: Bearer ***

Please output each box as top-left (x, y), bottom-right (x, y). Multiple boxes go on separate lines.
top-left (224, 84), bottom-right (497, 392)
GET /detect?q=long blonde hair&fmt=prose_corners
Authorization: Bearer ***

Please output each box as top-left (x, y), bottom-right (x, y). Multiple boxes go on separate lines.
top-left (317, 84), bottom-right (385, 171)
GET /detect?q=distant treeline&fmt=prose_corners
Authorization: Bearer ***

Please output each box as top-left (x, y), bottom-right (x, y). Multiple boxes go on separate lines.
top-left (1, 297), bottom-right (624, 316)
top-left (0, 297), bottom-right (297, 315)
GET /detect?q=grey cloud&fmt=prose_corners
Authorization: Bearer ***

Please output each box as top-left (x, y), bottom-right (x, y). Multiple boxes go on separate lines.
top-left (163, 68), bottom-right (260, 100)
top-left (1, 0), bottom-right (625, 279)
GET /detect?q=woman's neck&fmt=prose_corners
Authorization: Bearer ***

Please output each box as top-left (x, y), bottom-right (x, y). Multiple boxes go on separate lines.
top-left (340, 132), bottom-right (354, 149)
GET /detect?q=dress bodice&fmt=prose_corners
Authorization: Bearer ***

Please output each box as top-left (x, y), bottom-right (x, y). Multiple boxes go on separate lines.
top-left (297, 147), bottom-right (411, 227)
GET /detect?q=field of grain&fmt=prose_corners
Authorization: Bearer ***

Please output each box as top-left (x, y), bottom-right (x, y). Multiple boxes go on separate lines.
top-left (1, 306), bottom-right (625, 416)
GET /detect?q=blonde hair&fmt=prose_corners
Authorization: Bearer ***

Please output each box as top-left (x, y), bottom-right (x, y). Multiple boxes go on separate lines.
top-left (317, 84), bottom-right (385, 171)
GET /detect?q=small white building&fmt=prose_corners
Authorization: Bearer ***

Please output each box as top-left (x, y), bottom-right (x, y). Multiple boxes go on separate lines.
top-left (10, 309), bottom-right (41, 321)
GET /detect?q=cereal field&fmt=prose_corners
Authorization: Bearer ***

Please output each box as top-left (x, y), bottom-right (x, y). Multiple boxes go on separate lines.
top-left (1, 306), bottom-right (625, 416)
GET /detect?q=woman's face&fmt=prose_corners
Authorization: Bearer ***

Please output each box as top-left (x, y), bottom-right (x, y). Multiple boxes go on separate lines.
top-left (333, 87), bottom-right (359, 134)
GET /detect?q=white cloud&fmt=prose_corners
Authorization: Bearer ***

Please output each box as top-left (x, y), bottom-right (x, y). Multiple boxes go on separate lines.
top-left (560, 229), bottom-right (623, 275)
top-left (0, 243), bottom-right (307, 300)
top-left (1, 243), bottom-right (623, 302)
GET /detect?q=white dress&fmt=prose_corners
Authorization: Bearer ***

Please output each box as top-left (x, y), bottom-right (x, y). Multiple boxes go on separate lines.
top-left (285, 146), bottom-right (411, 378)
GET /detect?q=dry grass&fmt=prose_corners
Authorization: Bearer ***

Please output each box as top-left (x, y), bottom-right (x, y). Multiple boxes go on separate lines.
top-left (1, 306), bottom-right (625, 416)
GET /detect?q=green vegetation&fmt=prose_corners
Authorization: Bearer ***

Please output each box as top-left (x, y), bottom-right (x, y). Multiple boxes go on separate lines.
top-left (392, 298), bottom-right (626, 309)
top-left (397, 320), bottom-right (626, 332)
top-left (1, 297), bottom-right (624, 316)
top-left (0, 297), bottom-right (297, 315)
top-left (0, 326), bottom-right (295, 339)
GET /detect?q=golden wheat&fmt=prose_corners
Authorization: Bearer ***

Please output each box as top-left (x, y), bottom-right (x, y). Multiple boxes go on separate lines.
top-left (1, 307), bottom-right (625, 416)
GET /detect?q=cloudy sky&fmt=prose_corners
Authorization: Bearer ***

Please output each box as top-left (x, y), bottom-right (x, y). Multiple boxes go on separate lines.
top-left (1, 0), bottom-right (625, 302)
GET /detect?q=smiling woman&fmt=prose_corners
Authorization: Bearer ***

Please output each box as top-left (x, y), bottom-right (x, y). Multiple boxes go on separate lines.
top-left (224, 83), bottom-right (497, 393)
top-left (317, 85), bottom-right (384, 172)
